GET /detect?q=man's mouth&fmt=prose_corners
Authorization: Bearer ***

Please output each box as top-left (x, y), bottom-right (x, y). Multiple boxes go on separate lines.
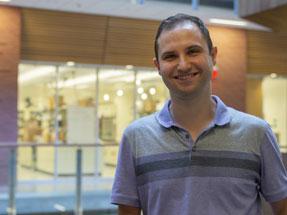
top-left (175, 73), bottom-right (199, 80)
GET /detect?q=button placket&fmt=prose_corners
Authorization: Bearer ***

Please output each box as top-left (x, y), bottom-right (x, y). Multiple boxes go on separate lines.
top-left (183, 132), bottom-right (196, 155)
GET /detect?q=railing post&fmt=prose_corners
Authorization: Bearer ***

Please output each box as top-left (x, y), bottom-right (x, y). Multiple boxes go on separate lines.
top-left (233, 0), bottom-right (239, 14)
top-left (75, 148), bottom-right (83, 215)
top-left (54, 65), bottom-right (60, 180)
top-left (138, 0), bottom-right (144, 5)
top-left (133, 70), bottom-right (138, 120)
top-left (192, 0), bottom-right (199, 10)
top-left (8, 149), bottom-right (17, 215)
top-left (94, 68), bottom-right (101, 177)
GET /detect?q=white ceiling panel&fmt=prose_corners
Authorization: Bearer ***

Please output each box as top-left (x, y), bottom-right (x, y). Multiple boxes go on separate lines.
top-left (0, 0), bottom-right (270, 30)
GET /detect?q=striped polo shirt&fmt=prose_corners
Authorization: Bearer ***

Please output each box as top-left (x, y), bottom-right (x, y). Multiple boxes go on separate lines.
top-left (111, 95), bottom-right (287, 215)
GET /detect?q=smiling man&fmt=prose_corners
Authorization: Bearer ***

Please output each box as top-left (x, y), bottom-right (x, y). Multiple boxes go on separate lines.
top-left (110, 14), bottom-right (287, 215)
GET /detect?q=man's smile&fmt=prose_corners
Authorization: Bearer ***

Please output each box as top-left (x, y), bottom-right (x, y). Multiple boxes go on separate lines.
top-left (174, 72), bottom-right (199, 80)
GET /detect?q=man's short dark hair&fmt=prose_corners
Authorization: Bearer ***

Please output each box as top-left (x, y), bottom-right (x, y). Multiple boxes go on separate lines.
top-left (154, 13), bottom-right (213, 61)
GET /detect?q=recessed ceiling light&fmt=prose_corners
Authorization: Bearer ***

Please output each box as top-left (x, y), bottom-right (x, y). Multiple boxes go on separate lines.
top-left (270, 73), bottom-right (277, 79)
top-left (209, 18), bottom-right (247, 26)
top-left (0, 0), bottom-right (11, 2)
top-left (104, 94), bottom-right (110, 101)
top-left (141, 93), bottom-right (147, 100)
top-left (137, 87), bottom-right (144, 94)
top-left (117, 90), bottom-right (123, 96)
top-left (149, 88), bottom-right (156, 95)
top-left (125, 65), bottom-right (134, 70)
top-left (66, 61), bottom-right (75, 66)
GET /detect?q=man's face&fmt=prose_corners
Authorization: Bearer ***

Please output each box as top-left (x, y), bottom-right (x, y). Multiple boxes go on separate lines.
top-left (154, 22), bottom-right (217, 99)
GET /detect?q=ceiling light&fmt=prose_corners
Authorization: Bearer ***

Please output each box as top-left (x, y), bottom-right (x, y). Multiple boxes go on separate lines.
top-left (270, 73), bottom-right (277, 79)
top-left (136, 79), bottom-right (141, 86)
top-left (137, 72), bottom-right (160, 81)
top-left (66, 61), bottom-right (75, 66)
top-left (19, 66), bottom-right (55, 83)
top-left (137, 87), bottom-right (144, 94)
top-left (104, 94), bottom-right (110, 101)
top-left (99, 70), bottom-right (128, 79)
top-left (125, 65), bottom-right (134, 70)
top-left (209, 18), bottom-right (247, 26)
top-left (149, 88), bottom-right (156, 95)
top-left (0, 0), bottom-right (11, 2)
top-left (125, 77), bottom-right (134, 82)
top-left (117, 90), bottom-right (123, 96)
top-left (59, 74), bottom-right (96, 88)
top-left (141, 93), bottom-right (147, 100)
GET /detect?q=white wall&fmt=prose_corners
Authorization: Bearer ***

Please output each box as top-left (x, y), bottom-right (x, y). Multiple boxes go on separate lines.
top-left (262, 77), bottom-right (287, 153)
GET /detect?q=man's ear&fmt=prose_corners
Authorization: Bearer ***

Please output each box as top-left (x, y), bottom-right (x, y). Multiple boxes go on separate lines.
top-left (153, 58), bottom-right (161, 75)
top-left (211, 46), bottom-right (217, 66)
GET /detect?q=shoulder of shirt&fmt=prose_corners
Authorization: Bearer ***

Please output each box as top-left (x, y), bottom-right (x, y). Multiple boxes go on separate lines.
top-left (124, 112), bottom-right (159, 133)
top-left (227, 107), bottom-right (269, 131)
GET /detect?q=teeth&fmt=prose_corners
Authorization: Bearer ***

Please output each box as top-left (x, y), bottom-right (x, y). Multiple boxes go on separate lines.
top-left (178, 72), bottom-right (197, 80)
top-left (179, 75), bottom-right (191, 80)
top-left (178, 74), bottom-right (197, 80)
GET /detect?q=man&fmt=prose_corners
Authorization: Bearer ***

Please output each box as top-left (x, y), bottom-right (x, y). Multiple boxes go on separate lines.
top-left (111, 14), bottom-right (287, 215)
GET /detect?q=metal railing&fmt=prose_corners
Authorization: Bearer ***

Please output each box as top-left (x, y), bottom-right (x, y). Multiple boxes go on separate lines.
top-left (1, 143), bottom-right (286, 215)
top-left (1, 142), bottom-right (119, 215)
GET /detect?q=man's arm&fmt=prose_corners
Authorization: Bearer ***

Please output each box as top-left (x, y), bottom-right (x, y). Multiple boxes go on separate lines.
top-left (270, 198), bottom-right (287, 215)
top-left (118, 204), bottom-right (141, 215)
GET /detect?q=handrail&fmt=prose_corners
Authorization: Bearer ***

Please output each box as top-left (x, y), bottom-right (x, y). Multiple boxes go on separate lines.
top-left (1, 142), bottom-right (286, 150)
top-left (3, 143), bottom-right (119, 215)
top-left (0, 142), bottom-right (119, 148)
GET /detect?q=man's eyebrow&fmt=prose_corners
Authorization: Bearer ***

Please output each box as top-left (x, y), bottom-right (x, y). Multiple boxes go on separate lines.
top-left (186, 45), bottom-right (203, 50)
top-left (160, 51), bottom-right (176, 58)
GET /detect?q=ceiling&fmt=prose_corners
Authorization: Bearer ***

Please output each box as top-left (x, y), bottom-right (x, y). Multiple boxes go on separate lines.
top-left (237, 0), bottom-right (286, 33)
top-left (0, 0), bottom-right (270, 31)
top-left (244, 4), bottom-right (287, 33)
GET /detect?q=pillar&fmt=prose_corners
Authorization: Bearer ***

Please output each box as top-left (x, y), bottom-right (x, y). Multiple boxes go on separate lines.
top-left (0, 6), bottom-right (21, 186)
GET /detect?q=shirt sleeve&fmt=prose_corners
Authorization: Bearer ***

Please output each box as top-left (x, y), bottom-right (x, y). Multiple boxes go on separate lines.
top-left (110, 131), bottom-right (140, 207)
top-left (260, 125), bottom-right (287, 202)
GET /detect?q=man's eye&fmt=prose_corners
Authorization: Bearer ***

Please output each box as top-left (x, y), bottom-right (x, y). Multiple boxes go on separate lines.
top-left (163, 55), bottom-right (176, 60)
top-left (187, 50), bottom-right (199, 55)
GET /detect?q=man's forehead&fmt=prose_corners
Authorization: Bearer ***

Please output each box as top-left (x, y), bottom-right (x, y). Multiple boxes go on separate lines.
top-left (160, 21), bottom-right (201, 38)
top-left (172, 21), bottom-right (197, 31)
top-left (159, 22), bottom-right (202, 42)
top-left (157, 21), bottom-right (209, 55)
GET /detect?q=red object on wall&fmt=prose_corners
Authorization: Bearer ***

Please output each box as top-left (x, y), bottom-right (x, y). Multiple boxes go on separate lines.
top-left (212, 69), bottom-right (218, 79)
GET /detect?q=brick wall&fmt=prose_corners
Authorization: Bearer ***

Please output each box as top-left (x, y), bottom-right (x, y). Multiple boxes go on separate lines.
top-left (0, 6), bottom-right (21, 186)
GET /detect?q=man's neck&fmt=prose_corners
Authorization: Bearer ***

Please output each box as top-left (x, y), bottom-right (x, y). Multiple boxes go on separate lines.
top-left (169, 93), bottom-right (217, 141)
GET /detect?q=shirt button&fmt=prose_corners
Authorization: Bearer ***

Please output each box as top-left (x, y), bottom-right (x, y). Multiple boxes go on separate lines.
top-left (192, 147), bottom-right (196, 152)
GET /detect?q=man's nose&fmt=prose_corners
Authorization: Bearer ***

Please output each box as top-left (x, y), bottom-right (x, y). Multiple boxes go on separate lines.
top-left (177, 56), bottom-right (190, 71)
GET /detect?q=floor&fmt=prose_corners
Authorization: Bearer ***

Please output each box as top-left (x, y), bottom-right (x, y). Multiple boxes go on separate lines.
top-left (0, 164), bottom-right (117, 215)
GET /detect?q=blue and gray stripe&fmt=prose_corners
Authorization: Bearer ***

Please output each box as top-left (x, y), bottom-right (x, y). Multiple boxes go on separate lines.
top-left (136, 150), bottom-right (261, 186)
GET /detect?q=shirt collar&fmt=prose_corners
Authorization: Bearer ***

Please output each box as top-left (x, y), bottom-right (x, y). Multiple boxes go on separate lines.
top-left (212, 95), bottom-right (231, 126)
top-left (156, 95), bottom-right (230, 128)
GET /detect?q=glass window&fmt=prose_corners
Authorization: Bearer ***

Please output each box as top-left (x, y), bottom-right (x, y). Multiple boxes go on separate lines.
top-left (18, 64), bottom-right (57, 144)
top-left (18, 64), bottom-right (57, 181)
top-left (136, 70), bottom-right (168, 119)
top-left (98, 68), bottom-right (135, 173)
top-left (145, 0), bottom-right (234, 9)
top-left (17, 62), bottom-right (168, 181)
top-left (262, 76), bottom-right (287, 153)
